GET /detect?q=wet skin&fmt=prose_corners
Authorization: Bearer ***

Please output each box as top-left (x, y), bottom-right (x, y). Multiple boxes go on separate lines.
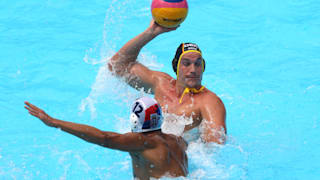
top-left (109, 20), bottom-right (226, 144)
top-left (24, 101), bottom-right (188, 179)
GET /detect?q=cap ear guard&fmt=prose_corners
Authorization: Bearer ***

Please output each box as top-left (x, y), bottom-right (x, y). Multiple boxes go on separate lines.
top-left (172, 43), bottom-right (184, 74)
top-left (202, 59), bottom-right (206, 72)
top-left (172, 57), bottom-right (178, 74)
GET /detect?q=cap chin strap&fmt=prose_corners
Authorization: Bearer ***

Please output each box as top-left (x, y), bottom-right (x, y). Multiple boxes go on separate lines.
top-left (179, 86), bottom-right (205, 104)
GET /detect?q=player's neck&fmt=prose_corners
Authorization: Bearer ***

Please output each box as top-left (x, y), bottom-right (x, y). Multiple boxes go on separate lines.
top-left (175, 81), bottom-right (202, 97)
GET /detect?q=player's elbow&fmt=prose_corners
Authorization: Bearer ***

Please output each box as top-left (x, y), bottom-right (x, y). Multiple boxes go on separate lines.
top-left (202, 136), bottom-right (226, 145)
top-left (108, 61), bottom-right (126, 77)
top-left (216, 136), bottom-right (226, 145)
top-left (107, 62), bottom-right (113, 72)
top-left (108, 54), bottom-right (123, 75)
top-left (201, 129), bottom-right (227, 145)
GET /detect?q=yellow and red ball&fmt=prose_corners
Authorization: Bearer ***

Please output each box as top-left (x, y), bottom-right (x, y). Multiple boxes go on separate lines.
top-left (151, 0), bottom-right (188, 28)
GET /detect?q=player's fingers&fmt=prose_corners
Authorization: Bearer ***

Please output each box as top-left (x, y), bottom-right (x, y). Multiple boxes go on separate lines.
top-left (25, 102), bottom-right (41, 111)
top-left (29, 111), bottom-right (38, 117)
top-left (24, 105), bottom-right (38, 114)
top-left (24, 105), bottom-right (32, 112)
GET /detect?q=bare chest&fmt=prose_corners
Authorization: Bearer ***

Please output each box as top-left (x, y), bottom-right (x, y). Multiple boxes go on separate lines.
top-left (155, 87), bottom-right (202, 131)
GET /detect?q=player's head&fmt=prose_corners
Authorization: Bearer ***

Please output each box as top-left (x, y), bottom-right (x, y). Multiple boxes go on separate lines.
top-left (130, 97), bottom-right (163, 133)
top-left (172, 43), bottom-right (205, 88)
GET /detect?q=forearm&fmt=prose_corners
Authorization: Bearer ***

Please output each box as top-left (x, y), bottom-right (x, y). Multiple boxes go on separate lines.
top-left (52, 118), bottom-right (147, 151)
top-left (50, 118), bottom-right (106, 146)
top-left (118, 29), bottom-right (157, 59)
top-left (201, 128), bottom-right (226, 144)
top-left (24, 102), bottom-right (146, 152)
top-left (200, 119), bottom-right (227, 144)
top-left (109, 29), bottom-right (158, 72)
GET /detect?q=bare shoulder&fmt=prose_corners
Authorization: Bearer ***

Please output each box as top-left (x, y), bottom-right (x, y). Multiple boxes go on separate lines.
top-left (120, 132), bottom-right (158, 149)
top-left (162, 133), bottom-right (188, 150)
top-left (199, 88), bottom-right (226, 123)
top-left (123, 62), bottom-right (174, 93)
top-left (153, 71), bottom-right (174, 81)
top-left (150, 71), bottom-right (175, 89)
top-left (201, 89), bottom-right (225, 107)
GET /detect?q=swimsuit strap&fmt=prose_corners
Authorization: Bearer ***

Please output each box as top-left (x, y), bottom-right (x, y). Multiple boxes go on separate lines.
top-left (179, 86), bottom-right (205, 104)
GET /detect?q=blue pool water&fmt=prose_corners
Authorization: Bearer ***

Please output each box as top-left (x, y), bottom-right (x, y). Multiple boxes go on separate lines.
top-left (1, 0), bottom-right (320, 179)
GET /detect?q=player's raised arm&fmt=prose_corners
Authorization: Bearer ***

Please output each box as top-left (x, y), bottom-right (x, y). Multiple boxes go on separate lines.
top-left (108, 20), bottom-right (178, 93)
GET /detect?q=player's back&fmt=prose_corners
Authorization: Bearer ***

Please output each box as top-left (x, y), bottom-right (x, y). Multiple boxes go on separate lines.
top-left (129, 131), bottom-right (188, 180)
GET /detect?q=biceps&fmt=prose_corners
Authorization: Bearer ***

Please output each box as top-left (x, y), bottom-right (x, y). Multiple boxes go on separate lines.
top-left (203, 100), bottom-right (226, 132)
top-left (200, 103), bottom-right (227, 143)
top-left (128, 63), bottom-right (157, 93)
top-left (102, 132), bottom-right (152, 152)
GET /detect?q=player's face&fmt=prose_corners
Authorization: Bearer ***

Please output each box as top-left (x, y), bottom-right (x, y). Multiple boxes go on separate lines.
top-left (178, 52), bottom-right (203, 88)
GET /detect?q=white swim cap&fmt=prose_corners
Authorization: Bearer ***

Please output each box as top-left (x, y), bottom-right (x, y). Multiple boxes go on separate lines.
top-left (130, 97), bottom-right (163, 133)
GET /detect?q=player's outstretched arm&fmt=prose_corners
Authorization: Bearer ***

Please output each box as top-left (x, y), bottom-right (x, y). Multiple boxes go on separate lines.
top-left (24, 101), bottom-right (113, 146)
top-left (24, 101), bottom-right (156, 151)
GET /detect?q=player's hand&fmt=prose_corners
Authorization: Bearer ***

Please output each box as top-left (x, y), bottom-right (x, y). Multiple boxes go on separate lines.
top-left (148, 19), bottom-right (179, 36)
top-left (24, 101), bottom-right (55, 127)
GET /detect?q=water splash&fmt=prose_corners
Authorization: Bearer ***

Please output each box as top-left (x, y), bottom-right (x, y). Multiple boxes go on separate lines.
top-left (79, 0), bottom-right (162, 120)
top-left (78, 1), bottom-right (248, 179)
top-left (161, 113), bottom-right (193, 137)
top-left (159, 113), bottom-right (248, 179)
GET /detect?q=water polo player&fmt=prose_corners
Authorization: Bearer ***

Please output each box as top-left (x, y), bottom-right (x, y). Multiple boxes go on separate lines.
top-left (24, 97), bottom-right (188, 179)
top-left (108, 20), bottom-right (226, 144)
